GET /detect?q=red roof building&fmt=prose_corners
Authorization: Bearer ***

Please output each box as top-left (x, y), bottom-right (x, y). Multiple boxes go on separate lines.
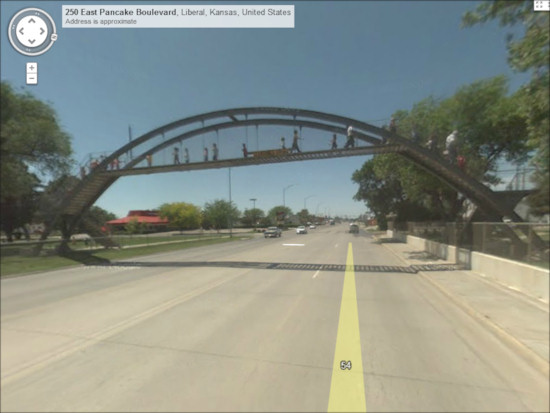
top-left (106, 210), bottom-right (169, 232)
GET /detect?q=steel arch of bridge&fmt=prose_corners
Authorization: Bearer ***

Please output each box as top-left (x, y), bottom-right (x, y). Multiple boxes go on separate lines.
top-left (55, 107), bottom-right (524, 237)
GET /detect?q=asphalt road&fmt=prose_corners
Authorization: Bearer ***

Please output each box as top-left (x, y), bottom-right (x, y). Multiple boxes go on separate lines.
top-left (1, 223), bottom-right (548, 412)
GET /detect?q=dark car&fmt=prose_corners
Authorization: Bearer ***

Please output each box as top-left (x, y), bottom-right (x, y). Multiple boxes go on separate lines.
top-left (264, 226), bottom-right (282, 238)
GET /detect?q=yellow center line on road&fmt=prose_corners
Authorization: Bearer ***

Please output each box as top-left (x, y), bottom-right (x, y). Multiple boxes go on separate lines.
top-left (327, 242), bottom-right (366, 412)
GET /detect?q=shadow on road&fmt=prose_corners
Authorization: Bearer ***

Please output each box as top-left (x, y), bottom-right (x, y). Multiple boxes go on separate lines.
top-left (60, 249), bottom-right (111, 266)
top-left (404, 250), bottom-right (446, 262)
top-left (91, 260), bottom-right (461, 274)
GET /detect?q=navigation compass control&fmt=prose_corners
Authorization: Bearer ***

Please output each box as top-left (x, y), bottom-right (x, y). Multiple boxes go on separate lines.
top-left (8, 8), bottom-right (57, 56)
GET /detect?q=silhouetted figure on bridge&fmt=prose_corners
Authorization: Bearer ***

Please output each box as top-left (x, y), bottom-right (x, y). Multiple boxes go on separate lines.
top-left (291, 130), bottom-right (301, 153)
top-left (203, 147), bottom-right (209, 162)
top-left (184, 148), bottom-right (189, 163)
top-left (445, 130), bottom-right (458, 164)
top-left (173, 147), bottom-right (180, 164)
top-left (212, 143), bottom-right (219, 161)
top-left (411, 127), bottom-right (420, 144)
top-left (427, 133), bottom-right (437, 152)
top-left (344, 126), bottom-right (355, 149)
top-left (146, 153), bottom-right (152, 167)
top-left (80, 166), bottom-right (87, 179)
top-left (242, 143), bottom-right (248, 158)
top-left (281, 137), bottom-right (286, 149)
top-left (457, 155), bottom-right (466, 171)
top-left (389, 117), bottom-right (397, 134)
top-left (331, 134), bottom-right (338, 150)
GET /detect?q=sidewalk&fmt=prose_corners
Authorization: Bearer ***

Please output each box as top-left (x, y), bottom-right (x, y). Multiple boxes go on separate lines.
top-left (378, 238), bottom-right (549, 377)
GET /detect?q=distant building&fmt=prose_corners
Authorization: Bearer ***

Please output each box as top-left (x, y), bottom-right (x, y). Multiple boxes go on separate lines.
top-left (106, 210), bottom-right (169, 232)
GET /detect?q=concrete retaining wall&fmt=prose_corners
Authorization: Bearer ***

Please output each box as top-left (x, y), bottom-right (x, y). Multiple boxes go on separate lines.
top-left (470, 251), bottom-right (549, 303)
top-left (387, 230), bottom-right (549, 303)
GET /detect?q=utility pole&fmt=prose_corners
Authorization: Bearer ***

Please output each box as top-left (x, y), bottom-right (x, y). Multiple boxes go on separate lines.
top-left (128, 125), bottom-right (133, 160)
top-left (228, 168), bottom-right (233, 238)
top-left (250, 198), bottom-right (257, 232)
top-left (283, 184), bottom-right (296, 208)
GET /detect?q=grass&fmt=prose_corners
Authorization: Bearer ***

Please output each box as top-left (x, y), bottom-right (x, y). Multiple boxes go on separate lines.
top-left (0, 235), bottom-right (250, 277)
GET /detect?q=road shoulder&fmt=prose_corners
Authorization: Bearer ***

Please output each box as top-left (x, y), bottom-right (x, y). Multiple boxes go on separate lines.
top-left (379, 239), bottom-right (549, 378)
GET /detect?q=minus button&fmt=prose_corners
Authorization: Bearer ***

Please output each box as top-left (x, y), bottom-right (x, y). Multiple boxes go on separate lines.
top-left (26, 74), bottom-right (38, 85)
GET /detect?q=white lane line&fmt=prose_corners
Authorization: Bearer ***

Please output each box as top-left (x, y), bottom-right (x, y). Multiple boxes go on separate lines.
top-left (312, 270), bottom-right (320, 279)
top-left (282, 243), bottom-right (305, 246)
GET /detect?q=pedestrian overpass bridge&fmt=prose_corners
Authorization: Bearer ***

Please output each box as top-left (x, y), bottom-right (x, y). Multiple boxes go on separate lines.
top-left (46, 107), bottom-right (531, 239)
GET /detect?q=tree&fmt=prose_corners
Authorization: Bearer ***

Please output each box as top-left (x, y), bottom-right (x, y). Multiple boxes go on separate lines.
top-left (297, 208), bottom-right (312, 225)
top-left (202, 199), bottom-right (240, 231)
top-left (241, 208), bottom-right (265, 228)
top-left (258, 216), bottom-right (272, 228)
top-left (125, 217), bottom-right (144, 235)
top-left (159, 202), bottom-right (202, 232)
top-left (34, 174), bottom-right (80, 231)
top-left (352, 158), bottom-right (443, 230)
top-left (1, 82), bottom-right (73, 241)
top-left (352, 76), bottom-right (530, 225)
top-left (462, 0), bottom-right (549, 215)
top-left (77, 206), bottom-right (117, 234)
top-left (267, 205), bottom-right (293, 226)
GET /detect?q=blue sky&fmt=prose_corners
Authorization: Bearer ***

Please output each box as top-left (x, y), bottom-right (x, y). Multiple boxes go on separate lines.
top-left (1, 1), bottom-right (529, 219)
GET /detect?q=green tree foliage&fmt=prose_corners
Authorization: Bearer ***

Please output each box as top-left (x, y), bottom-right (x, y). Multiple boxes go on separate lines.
top-left (352, 158), bottom-right (445, 230)
top-left (202, 199), bottom-right (240, 231)
top-left (36, 175), bottom-right (116, 236)
top-left (258, 216), bottom-right (272, 228)
top-left (1, 82), bottom-right (73, 241)
top-left (159, 202), bottom-right (202, 231)
top-left (125, 217), bottom-right (144, 235)
top-left (353, 76), bottom-right (530, 224)
top-left (297, 208), bottom-right (313, 225)
top-left (241, 208), bottom-right (265, 227)
top-left (77, 206), bottom-right (117, 234)
top-left (267, 205), bottom-right (292, 225)
top-left (462, 0), bottom-right (549, 215)
top-left (34, 175), bottom-right (79, 227)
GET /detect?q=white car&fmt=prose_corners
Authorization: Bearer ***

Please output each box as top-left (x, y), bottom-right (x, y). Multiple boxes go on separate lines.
top-left (296, 226), bottom-right (308, 234)
top-left (309, 224), bottom-right (316, 229)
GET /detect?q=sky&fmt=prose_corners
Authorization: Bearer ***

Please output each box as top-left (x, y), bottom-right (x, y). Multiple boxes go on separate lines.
top-left (1, 1), bottom-right (531, 219)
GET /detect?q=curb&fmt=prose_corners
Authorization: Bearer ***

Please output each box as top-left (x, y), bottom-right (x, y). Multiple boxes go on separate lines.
top-left (380, 242), bottom-right (550, 378)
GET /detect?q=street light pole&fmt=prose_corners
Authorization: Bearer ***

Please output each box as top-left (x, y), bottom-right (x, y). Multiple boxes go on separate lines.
top-left (228, 167), bottom-right (232, 238)
top-left (250, 198), bottom-right (257, 232)
top-left (315, 202), bottom-right (324, 216)
top-left (304, 195), bottom-right (315, 210)
top-left (283, 184), bottom-right (295, 208)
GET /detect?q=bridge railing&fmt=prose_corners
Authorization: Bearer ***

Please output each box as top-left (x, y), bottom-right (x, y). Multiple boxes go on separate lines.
top-left (404, 221), bottom-right (549, 269)
top-left (72, 151), bottom-right (134, 178)
top-left (503, 168), bottom-right (536, 191)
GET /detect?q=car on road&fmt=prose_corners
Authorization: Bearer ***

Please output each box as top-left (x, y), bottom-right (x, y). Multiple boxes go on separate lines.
top-left (264, 226), bottom-right (282, 238)
top-left (349, 223), bottom-right (359, 234)
top-left (296, 226), bottom-right (308, 234)
top-left (309, 224), bottom-right (316, 229)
